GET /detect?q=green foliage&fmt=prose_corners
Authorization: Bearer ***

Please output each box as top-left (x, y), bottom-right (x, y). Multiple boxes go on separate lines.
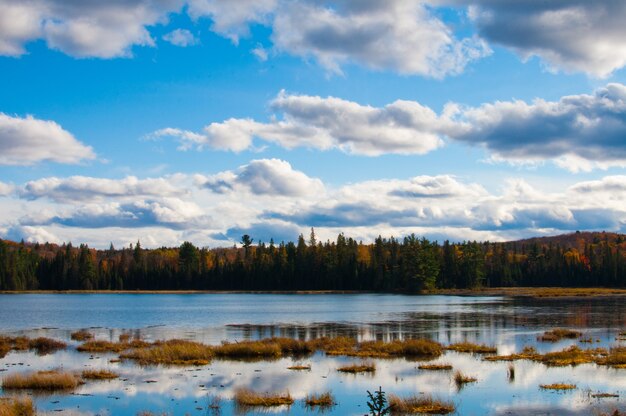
top-left (366, 386), bottom-right (391, 416)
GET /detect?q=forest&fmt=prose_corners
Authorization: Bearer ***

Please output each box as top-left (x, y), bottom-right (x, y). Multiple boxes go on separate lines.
top-left (0, 230), bottom-right (625, 291)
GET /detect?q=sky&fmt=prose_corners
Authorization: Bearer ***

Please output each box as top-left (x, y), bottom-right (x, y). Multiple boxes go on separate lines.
top-left (2, 0), bottom-right (626, 248)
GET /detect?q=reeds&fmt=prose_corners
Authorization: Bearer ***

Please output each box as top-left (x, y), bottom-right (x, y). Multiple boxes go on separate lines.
top-left (539, 383), bottom-right (576, 390)
top-left (389, 394), bottom-right (455, 415)
top-left (325, 338), bottom-right (442, 358)
top-left (538, 328), bottom-right (582, 342)
top-left (337, 362), bottom-right (376, 373)
top-left (2, 370), bottom-right (81, 391)
top-left (234, 388), bottom-right (294, 407)
top-left (418, 363), bottom-right (453, 371)
top-left (0, 336), bottom-right (66, 356)
top-left (120, 339), bottom-right (214, 365)
top-left (484, 345), bottom-right (606, 367)
top-left (70, 330), bottom-right (94, 341)
top-left (304, 392), bottom-right (335, 408)
top-left (445, 342), bottom-right (497, 354)
top-left (0, 396), bottom-right (35, 416)
top-left (77, 339), bottom-right (149, 353)
top-left (453, 371), bottom-right (477, 387)
top-left (287, 364), bottom-right (311, 370)
top-left (81, 369), bottom-right (119, 380)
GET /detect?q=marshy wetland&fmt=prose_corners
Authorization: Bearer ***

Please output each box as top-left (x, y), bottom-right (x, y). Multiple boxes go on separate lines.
top-left (1, 293), bottom-right (626, 415)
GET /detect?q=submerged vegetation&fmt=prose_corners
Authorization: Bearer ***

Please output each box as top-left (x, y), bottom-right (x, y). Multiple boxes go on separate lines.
top-left (3, 231), bottom-right (626, 291)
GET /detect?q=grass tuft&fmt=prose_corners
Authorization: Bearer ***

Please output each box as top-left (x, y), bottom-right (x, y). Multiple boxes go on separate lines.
top-left (234, 388), bottom-right (294, 407)
top-left (337, 362), bottom-right (376, 373)
top-left (2, 370), bottom-right (81, 391)
top-left (121, 339), bottom-right (213, 366)
top-left (70, 330), bottom-right (94, 341)
top-left (445, 342), bottom-right (497, 354)
top-left (81, 369), bottom-right (119, 380)
top-left (538, 328), bottom-right (582, 342)
top-left (540, 383), bottom-right (577, 390)
top-left (453, 371), bottom-right (477, 387)
top-left (304, 391), bottom-right (335, 408)
top-left (287, 363), bottom-right (311, 370)
top-left (0, 396), bottom-right (35, 416)
top-left (418, 363), bottom-right (453, 371)
top-left (389, 394), bottom-right (455, 414)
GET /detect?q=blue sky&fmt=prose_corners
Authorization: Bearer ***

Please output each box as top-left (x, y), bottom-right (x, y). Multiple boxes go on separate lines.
top-left (2, 0), bottom-right (626, 248)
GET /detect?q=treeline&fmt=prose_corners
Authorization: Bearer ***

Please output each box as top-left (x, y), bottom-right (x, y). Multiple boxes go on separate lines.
top-left (1, 230), bottom-right (625, 291)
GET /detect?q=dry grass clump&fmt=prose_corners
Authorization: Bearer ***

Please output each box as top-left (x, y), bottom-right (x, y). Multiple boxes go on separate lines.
top-left (70, 330), bottom-right (94, 341)
top-left (121, 339), bottom-right (213, 365)
top-left (592, 392), bottom-right (619, 398)
top-left (337, 362), bottom-right (376, 373)
top-left (445, 342), bottom-right (497, 354)
top-left (539, 345), bottom-right (604, 367)
top-left (77, 339), bottom-right (149, 353)
top-left (418, 363), bottom-right (453, 371)
top-left (287, 364), bottom-right (311, 370)
top-left (453, 371), bottom-right (477, 387)
top-left (213, 337), bottom-right (313, 360)
top-left (324, 338), bottom-right (442, 359)
top-left (389, 394), bottom-right (455, 415)
top-left (304, 391), bottom-right (335, 408)
top-left (0, 396), bottom-right (35, 416)
top-left (539, 383), bottom-right (576, 390)
top-left (538, 328), bottom-right (582, 342)
top-left (81, 369), bottom-right (119, 380)
top-left (234, 388), bottom-right (294, 407)
top-left (0, 336), bottom-right (66, 356)
top-left (309, 337), bottom-right (358, 355)
top-left (2, 370), bottom-right (81, 391)
top-left (596, 346), bottom-right (626, 368)
top-left (484, 346), bottom-right (540, 362)
top-left (0, 338), bottom-right (10, 359)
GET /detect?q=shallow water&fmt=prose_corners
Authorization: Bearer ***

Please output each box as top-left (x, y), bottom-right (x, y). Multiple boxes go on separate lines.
top-left (0, 293), bottom-right (625, 415)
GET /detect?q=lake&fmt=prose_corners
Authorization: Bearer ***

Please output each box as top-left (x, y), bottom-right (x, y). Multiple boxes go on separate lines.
top-left (0, 293), bottom-right (625, 415)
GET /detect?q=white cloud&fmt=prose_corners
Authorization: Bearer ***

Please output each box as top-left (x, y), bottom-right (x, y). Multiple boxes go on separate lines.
top-left (195, 158), bottom-right (324, 197)
top-left (251, 44), bottom-right (268, 61)
top-left (465, 0), bottom-right (626, 77)
top-left (162, 28), bottom-right (198, 47)
top-left (0, 0), bottom-right (182, 58)
top-left (154, 91), bottom-right (449, 156)
top-left (271, 0), bottom-right (490, 77)
top-left (0, 113), bottom-right (95, 165)
top-left (21, 175), bottom-right (186, 202)
top-left (0, 181), bottom-right (14, 196)
top-left (450, 83), bottom-right (626, 166)
top-left (187, 0), bottom-right (276, 44)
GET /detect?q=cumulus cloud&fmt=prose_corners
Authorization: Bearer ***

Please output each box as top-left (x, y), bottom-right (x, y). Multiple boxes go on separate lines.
top-left (450, 83), bottom-right (626, 168)
top-left (154, 91), bottom-right (450, 156)
top-left (465, 0), bottom-right (626, 77)
top-left (0, 182), bottom-right (14, 196)
top-left (0, 113), bottom-right (95, 165)
top-left (0, 0), bottom-right (182, 58)
top-left (195, 158), bottom-right (324, 197)
top-left (162, 28), bottom-right (198, 46)
top-left (21, 175), bottom-right (185, 202)
top-left (271, 0), bottom-right (490, 77)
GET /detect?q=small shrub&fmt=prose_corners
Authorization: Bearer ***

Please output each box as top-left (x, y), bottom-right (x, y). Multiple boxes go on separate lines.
top-left (366, 387), bottom-right (391, 416)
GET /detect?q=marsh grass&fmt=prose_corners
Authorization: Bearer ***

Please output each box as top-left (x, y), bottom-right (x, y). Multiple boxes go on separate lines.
top-left (538, 328), bottom-right (582, 342)
top-left (484, 345), bottom-right (607, 367)
top-left (324, 338), bottom-right (442, 359)
top-left (539, 383), bottom-right (577, 390)
top-left (287, 363), bottom-right (311, 370)
top-left (592, 393), bottom-right (620, 398)
top-left (0, 336), bottom-right (66, 356)
top-left (2, 370), bottom-right (81, 391)
top-left (304, 391), bottom-right (335, 408)
top-left (234, 388), bottom-right (294, 407)
top-left (77, 339), bottom-right (149, 353)
top-left (596, 346), bottom-right (626, 367)
top-left (337, 362), bottom-right (376, 373)
top-left (0, 396), bottom-right (35, 416)
top-left (389, 394), bottom-right (455, 415)
top-left (81, 369), bottom-right (119, 380)
top-left (418, 363), bottom-right (453, 371)
top-left (120, 339), bottom-right (214, 365)
top-left (445, 342), bottom-right (497, 354)
top-left (70, 330), bottom-right (94, 341)
top-left (453, 371), bottom-right (477, 387)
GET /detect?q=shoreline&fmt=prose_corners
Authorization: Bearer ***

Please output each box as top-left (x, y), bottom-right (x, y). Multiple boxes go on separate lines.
top-left (2, 287), bottom-right (626, 298)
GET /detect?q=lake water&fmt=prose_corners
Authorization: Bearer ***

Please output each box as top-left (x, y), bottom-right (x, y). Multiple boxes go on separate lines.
top-left (0, 293), bottom-right (625, 415)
